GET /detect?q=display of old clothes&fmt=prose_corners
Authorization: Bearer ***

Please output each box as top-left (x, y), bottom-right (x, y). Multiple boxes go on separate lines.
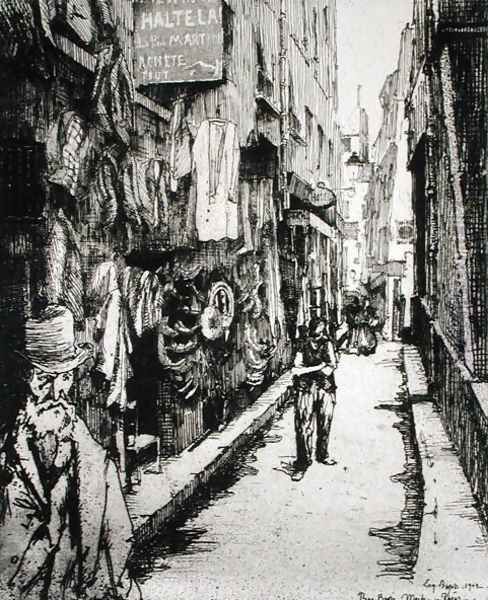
top-left (46, 110), bottom-right (90, 197)
top-left (91, 42), bottom-right (134, 147)
top-left (44, 208), bottom-right (84, 324)
top-left (192, 119), bottom-right (240, 242)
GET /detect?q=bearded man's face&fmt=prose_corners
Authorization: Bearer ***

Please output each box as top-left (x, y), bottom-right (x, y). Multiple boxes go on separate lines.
top-left (23, 368), bottom-right (76, 469)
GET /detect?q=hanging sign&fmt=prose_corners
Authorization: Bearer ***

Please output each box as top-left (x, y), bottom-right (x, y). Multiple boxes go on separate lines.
top-left (133, 0), bottom-right (224, 86)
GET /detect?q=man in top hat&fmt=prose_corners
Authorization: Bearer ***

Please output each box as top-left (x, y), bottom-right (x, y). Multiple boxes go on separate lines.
top-left (0, 304), bottom-right (141, 600)
top-left (291, 317), bottom-right (339, 481)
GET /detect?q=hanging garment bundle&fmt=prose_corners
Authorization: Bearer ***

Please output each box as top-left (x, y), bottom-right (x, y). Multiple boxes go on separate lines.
top-left (91, 45), bottom-right (135, 147)
top-left (44, 209), bottom-right (84, 324)
top-left (92, 150), bottom-right (165, 231)
top-left (193, 119), bottom-right (240, 242)
top-left (46, 110), bottom-right (90, 197)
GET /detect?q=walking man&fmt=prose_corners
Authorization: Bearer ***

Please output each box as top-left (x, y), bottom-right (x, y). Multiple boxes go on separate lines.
top-left (291, 317), bottom-right (338, 481)
top-left (0, 304), bottom-right (141, 600)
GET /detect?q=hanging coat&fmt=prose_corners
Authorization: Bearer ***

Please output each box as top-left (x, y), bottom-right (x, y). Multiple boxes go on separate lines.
top-left (91, 261), bottom-right (133, 410)
top-left (120, 153), bottom-right (156, 231)
top-left (46, 110), bottom-right (90, 197)
top-left (193, 119), bottom-right (240, 242)
top-left (168, 99), bottom-right (192, 192)
top-left (44, 209), bottom-right (84, 324)
top-left (92, 147), bottom-right (119, 229)
top-left (91, 46), bottom-right (135, 147)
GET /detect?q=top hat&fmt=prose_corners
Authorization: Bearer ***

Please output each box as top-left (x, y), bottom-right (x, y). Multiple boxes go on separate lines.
top-left (16, 305), bottom-right (92, 374)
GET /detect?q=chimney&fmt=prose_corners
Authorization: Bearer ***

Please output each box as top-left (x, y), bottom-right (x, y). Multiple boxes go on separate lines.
top-left (357, 85), bottom-right (362, 108)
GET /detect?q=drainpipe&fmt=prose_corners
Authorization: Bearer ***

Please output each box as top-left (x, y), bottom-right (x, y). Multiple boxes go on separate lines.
top-left (279, 0), bottom-right (289, 214)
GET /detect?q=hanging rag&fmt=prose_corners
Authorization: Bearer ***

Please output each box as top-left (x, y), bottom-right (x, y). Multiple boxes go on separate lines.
top-left (122, 267), bottom-right (164, 338)
top-left (46, 110), bottom-right (90, 197)
top-left (92, 0), bottom-right (115, 35)
top-left (145, 158), bottom-right (168, 231)
top-left (91, 261), bottom-right (133, 410)
top-left (120, 153), bottom-right (156, 231)
top-left (91, 45), bottom-right (135, 147)
top-left (168, 99), bottom-right (192, 192)
top-left (92, 146), bottom-right (119, 229)
top-left (44, 209), bottom-right (84, 324)
top-left (237, 179), bottom-right (254, 255)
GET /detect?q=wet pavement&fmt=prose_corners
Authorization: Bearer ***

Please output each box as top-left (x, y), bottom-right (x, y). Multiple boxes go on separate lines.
top-left (131, 343), bottom-right (488, 600)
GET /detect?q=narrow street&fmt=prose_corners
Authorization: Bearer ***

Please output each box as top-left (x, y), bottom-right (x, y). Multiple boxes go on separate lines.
top-left (132, 343), bottom-right (488, 600)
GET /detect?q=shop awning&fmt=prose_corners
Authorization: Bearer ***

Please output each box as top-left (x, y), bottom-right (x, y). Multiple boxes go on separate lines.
top-left (287, 172), bottom-right (336, 208)
top-left (285, 209), bottom-right (336, 240)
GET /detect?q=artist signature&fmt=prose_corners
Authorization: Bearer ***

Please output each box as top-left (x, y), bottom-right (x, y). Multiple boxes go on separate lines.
top-left (423, 579), bottom-right (487, 594)
top-left (357, 580), bottom-right (488, 600)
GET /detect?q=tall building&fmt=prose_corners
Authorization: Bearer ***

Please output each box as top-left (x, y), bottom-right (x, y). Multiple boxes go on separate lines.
top-left (0, 0), bottom-right (342, 482)
top-left (407, 0), bottom-right (488, 514)
top-left (363, 24), bottom-right (414, 340)
top-left (341, 88), bottom-right (372, 302)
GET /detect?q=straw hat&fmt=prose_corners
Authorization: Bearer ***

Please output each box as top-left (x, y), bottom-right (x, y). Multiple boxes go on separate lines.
top-left (16, 305), bottom-right (92, 374)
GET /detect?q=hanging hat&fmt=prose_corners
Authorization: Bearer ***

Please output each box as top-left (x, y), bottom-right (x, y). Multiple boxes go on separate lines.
top-left (201, 306), bottom-right (224, 341)
top-left (16, 305), bottom-right (92, 374)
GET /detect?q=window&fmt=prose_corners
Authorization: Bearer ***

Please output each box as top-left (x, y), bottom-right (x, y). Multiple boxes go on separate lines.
top-left (305, 107), bottom-right (313, 159)
top-left (317, 125), bottom-right (324, 171)
top-left (327, 139), bottom-right (333, 177)
top-left (302, 0), bottom-right (308, 50)
top-left (397, 221), bottom-right (414, 242)
top-left (323, 6), bottom-right (329, 43)
top-left (312, 7), bottom-right (318, 59)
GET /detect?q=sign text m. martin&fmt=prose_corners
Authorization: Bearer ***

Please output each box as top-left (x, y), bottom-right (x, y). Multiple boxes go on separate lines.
top-left (134, 0), bottom-right (224, 85)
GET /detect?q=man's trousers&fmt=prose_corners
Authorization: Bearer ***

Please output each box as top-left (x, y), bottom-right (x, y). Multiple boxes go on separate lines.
top-left (294, 381), bottom-right (336, 466)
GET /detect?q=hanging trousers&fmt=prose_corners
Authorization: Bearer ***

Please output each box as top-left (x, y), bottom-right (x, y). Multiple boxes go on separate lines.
top-left (294, 381), bottom-right (336, 466)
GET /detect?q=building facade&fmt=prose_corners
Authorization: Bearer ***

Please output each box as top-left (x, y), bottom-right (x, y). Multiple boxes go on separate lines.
top-left (341, 90), bottom-right (372, 302)
top-left (0, 0), bottom-right (342, 485)
top-left (407, 0), bottom-right (488, 518)
top-left (364, 24), bottom-right (414, 340)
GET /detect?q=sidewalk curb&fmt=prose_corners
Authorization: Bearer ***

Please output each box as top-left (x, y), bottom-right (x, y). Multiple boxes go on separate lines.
top-left (131, 374), bottom-right (294, 546)
top-left (401, 345), bottom-right (488, 580)
top-left (402, 344), bottom-right (429, 402)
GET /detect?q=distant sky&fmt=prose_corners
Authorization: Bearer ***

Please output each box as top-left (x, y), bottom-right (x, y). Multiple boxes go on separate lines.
top-left (336, 0), bottom-right (413, 142)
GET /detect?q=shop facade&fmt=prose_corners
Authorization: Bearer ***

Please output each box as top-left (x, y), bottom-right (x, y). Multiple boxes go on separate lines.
top-left (0, 0), bottom-right (343, 486)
